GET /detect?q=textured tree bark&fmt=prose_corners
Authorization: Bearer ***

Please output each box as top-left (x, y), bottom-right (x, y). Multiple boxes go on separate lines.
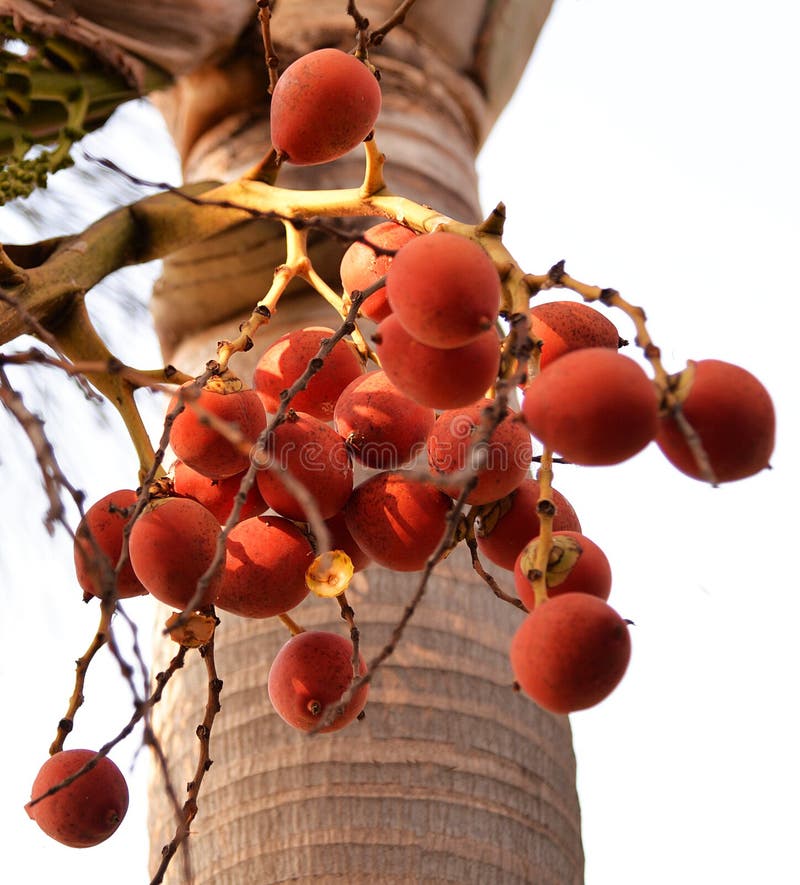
top-left (134, 2), bottom-right (585, 882)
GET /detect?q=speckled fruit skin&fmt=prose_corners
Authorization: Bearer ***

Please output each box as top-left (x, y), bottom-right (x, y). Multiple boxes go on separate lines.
top-left (656, 359), bottom-right (775, 483)
top-left (373, 314), bottom-right (501, 410)
top-left (522, 348), bottom-right (659, 465)
top-left (513, 530), bottom-right (612, 611)
top-left (386, 231), bottom-right (501, 349)
top-left (128, 497), bottom-right (221, 610)
top-left (340, 221), bottom-right (418, 322)
top-left (510, 593), bottom-right (631, 714)
top-left (427, 398), bottom-right (532, 505)
top-left (530, 300), bottom-right (621, 370)
top-left (344, 471), bottom-right (452, 571)
top-left (255, 412), bottom-right (353, 521)
top-left (172, 460), bottom-right (266, 525)
top-left (73, 489), bottom-right (148, 600)
top-left (476, 478), bottom-right (581, 572)
top-left (334, 370), bottom-right (435, 469)
top-left (26, 749), bottom-right (129, 848)
top-left (268, 631), bottom-right (369, 732)
top-left (216, 515), bottom-right (313, 618)
top-left (168, 385), bottom-right (266, 480)
top-left (270, 48), bottom-right (382, 166)
top-left (253, 326), bottom-right (364, 420)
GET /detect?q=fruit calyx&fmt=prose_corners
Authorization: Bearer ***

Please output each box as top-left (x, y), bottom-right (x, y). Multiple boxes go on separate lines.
top-left (518, 534), bottom-right (583, 588)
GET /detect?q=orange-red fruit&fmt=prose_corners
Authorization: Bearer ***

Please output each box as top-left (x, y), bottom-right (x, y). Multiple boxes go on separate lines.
top-left (386, 231), bottom-right (501, 349)
top-left (73, 489), bottom-right (148, 600)
top-left (323, 511), bottom-right (372, 572)
top-left (168, 384), bottom-right (266, 480)
top-left (522, 348), bottom-right (659, 465)
top-left (216, 515), bottom-right (313, 618)
top-left (270, 48), bottom-right (381, 166)
top-left (656, 359), bottom-right (775, 483)
top-left (268, 630), bottom-right (369, 732)
top-left (253, 326), bottom-right (364, 420)
top-left (172, 460), bottom-right (266, 524)
top-left (513, 530), bottom-right (612, 611)
top-left (476, 479), bottom-right (581, 571)
top-left (373, 314), bottom-right (501, 410)
top-left (128, 497), bottom-right (221, 610)
top-left (530, 300), bottom-right (622, 370)
top-left (510, 593), bottom-right (631, 714)
top-left (334, 370), bottom-right (435, 469)
top-left (26, 749), bottom-right (129, 848)
top-left (340, 221), bottom-right (418, 322)
top-left (427, 399), bottom-right (532, 504)
top-left (254, 411), bottom-right (353, 521)
top-left (344, 472), bottom-right (452, 571)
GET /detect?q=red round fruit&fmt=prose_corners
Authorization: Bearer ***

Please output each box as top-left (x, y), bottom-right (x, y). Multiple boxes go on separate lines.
top-left (254, 411), bottom-right (353, 521)
top-left (510, 593), bottom-right (631, 714)
top-left (270, 48), bottom-right (382, 166)
top-left (73, 489), bottom-right (148, 601)
top-left (513, 530), bottom-right (612, 611)
top-left (476, 478), bottom-right (581, 571)
top-left (322, 511), bottom-right (372, 573)
top-left (217, 515), bottom-right (313, 618)
top-left (268, 630), bottom-right (369, 732)
top-left (172, 460), bottom-right (266, 525)
top-left (128, 496), bottom-right (222, 610)
top-left (522, 348), bottom-right (659, 465)
top-left (530, 300), bottom-right (622, 370)
top-left (334, 370), bottom-right (435, 469)
top-left (373, 314), bottom-right (501, 410)
top-left (340, 221), bottom-right (418, 322)
top-left (253, 326), bottom-right (364, 420)
top-left (656, 359), bottom-right (775, 483)
top-left (26, 749), bottom-right (129, 848)
top-left (427, 398), bottom-right (532, 504)
top-left (344, 471), bottom-right (452, 571)
top-left (386, 231), bottom-right (501, 349)
top-left (168, 383), bottom-right (266, 480)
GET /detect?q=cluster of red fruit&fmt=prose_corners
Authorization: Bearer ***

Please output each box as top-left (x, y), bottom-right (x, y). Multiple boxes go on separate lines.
top-left (27, 46), bottom-right (777, 851)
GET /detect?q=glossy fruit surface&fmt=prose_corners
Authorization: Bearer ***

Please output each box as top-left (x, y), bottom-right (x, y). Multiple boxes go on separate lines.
top-left (26, 749), bottom-right (129, 848)
top-left (253, 326), bottom-right (364, 420)
top-left (128, 497), bottom-right (221, 610)
top-left (513, 530), bottom-right (612, 611)
top-left (340, 221), bottom-right (418, 322)
top-left (168, 384), bottom-right (266, 480)
top-left (270, 48), bottom-right (381, 165)
top-left (386, 231), bottom-right (501, 349)
top-left (73, 489), bottom-right (148, 600)
top-left (530, 300), bottom-right (621, 370)
top-left (427, 398), bottom-right (532, 504)
top-left (216, 515), bottom-right (313, 618)
top-left (344, 471), bottom-right (452, 571)
top-left (476, 479), bottom-right (581, 571)
top-left (510, 593), bottom-right (631, 714)
top-left (373, 315), bottom-right (500, 410)
top-left (522, 348), bottom-right (658, 465)
top-left (656, 359), bottom-right (775, 482)
top-left (268, 630), bottom-right (369, 732)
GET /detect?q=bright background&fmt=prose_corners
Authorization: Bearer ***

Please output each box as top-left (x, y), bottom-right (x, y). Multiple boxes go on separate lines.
top-left (1, 0), bottom-right (797, 882)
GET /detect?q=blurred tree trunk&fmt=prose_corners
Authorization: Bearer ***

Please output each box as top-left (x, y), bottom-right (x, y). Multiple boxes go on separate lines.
top-left (24, 1), bottom-right (583, 880)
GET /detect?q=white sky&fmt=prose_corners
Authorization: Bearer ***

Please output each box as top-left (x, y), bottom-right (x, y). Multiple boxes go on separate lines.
top-left (1, 1), bottom-right (798, 883)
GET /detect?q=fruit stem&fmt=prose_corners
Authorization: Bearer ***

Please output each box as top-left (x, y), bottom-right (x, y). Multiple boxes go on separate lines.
top-left (531, 447), bottom-right (555, 608)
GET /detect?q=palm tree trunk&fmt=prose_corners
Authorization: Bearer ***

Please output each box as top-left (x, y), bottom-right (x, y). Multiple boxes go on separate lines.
top-left (141, 2), bottom-right (583, 881)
